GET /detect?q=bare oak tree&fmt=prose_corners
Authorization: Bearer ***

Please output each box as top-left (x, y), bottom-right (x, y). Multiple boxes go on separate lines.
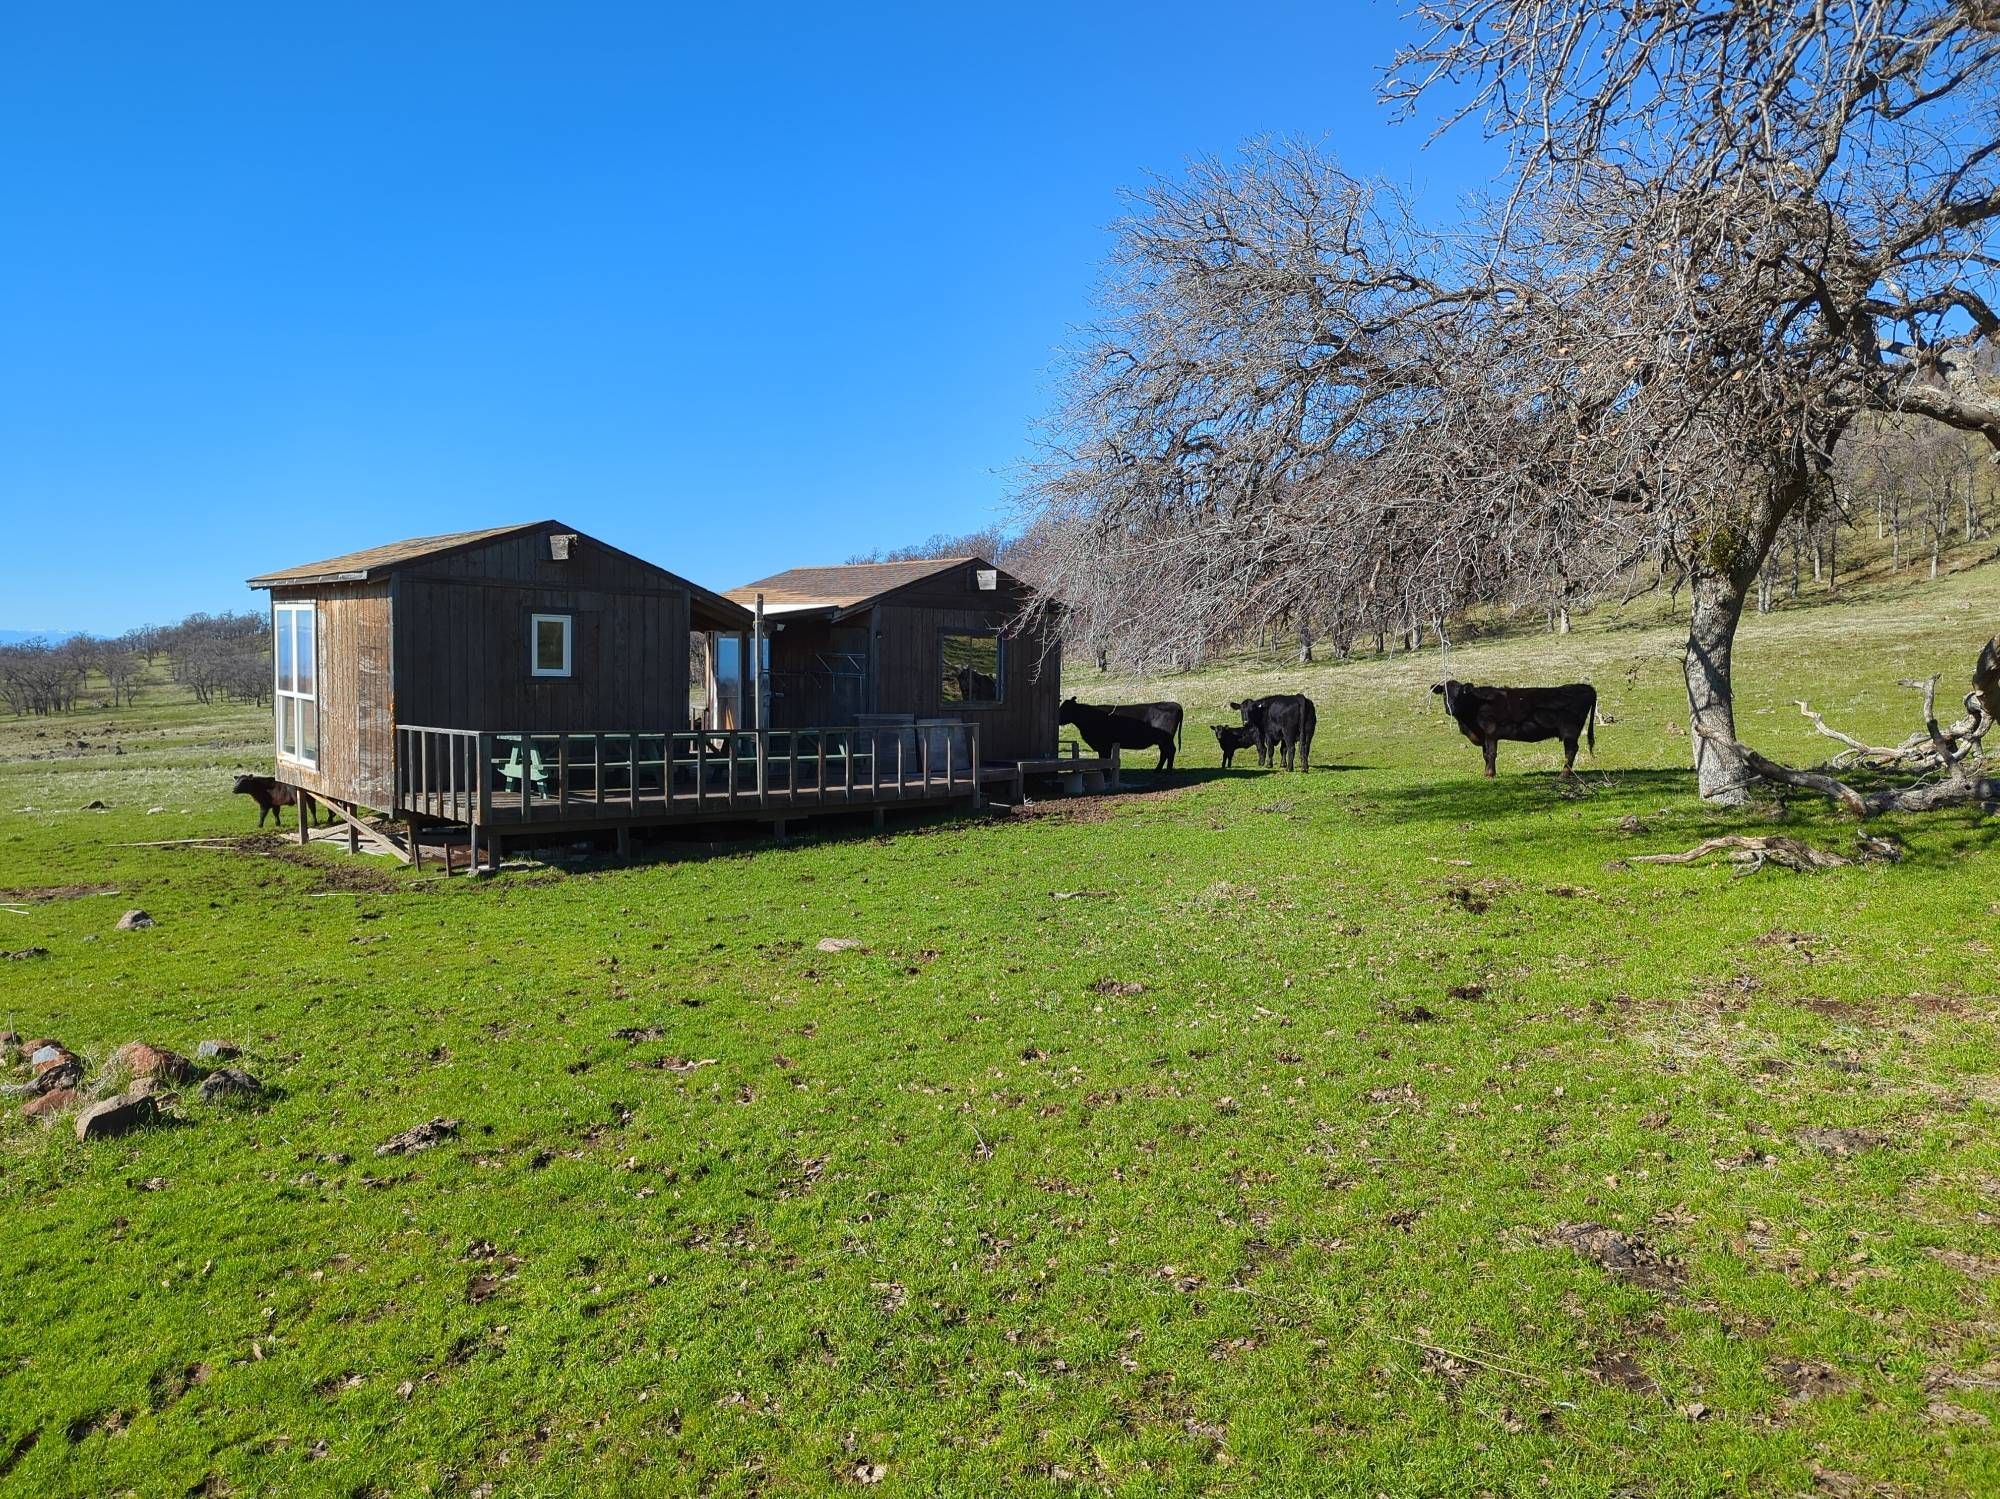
top-left (1027, 4), bottom-right (2000, 801)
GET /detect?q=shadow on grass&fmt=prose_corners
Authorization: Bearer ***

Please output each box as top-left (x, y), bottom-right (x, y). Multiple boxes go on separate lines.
top-left (1365, 768), bottom-right (1698, 826)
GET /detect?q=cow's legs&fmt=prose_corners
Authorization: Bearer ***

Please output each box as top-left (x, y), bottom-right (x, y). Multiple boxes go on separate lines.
top-left (1482, 738), bottom-right (1498, 777)
top-left (1562, 737), bottom-right (1579, 775)
top-left (1280, 735), bottom-right (1295, 772)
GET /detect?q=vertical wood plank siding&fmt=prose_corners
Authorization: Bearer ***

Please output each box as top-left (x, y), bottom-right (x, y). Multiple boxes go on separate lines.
top-left (269, 581), bottom-right (394, 809)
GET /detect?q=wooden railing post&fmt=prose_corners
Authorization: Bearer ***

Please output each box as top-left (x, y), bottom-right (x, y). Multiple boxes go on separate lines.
top-left (969, 723), bottom-right (981, 809)
top-left (756, 730), bottom-right (768, 807)
top-left (476, 733), bottom-right (492, 830)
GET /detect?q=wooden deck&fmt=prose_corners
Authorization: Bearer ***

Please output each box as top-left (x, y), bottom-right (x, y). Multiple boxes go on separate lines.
top-left (394, 723), bottom-right (985, 832)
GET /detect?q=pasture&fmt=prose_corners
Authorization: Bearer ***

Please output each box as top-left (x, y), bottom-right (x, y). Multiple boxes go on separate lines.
top-left (4, 565), bottom-right (2000, 1497)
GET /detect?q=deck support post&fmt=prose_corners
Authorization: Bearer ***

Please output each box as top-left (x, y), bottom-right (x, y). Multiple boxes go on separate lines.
top-left (871, 807), bottom-right (885, 832)
top-left (408, 819), bottom-right (424, 872)
top-left (298, 793), bottom-right (310, 846)
top-left (616, 825), bottom-right (631, 862)
top-left (773, 818), bottom-right (788, 843)
top-left (969, 724), bottom-right (982, 811)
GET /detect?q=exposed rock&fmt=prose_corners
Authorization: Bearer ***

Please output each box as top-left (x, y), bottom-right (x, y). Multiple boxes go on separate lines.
top-left (195, 1040), bottom-right (241, 1060)
top-left (0, 1029), bottom-right (18, 1047)
top-left (21, 1038), bottom-right (59, 1056)
top-left (110, 1042), bottom-right (193, 1084)
top-left (83, 800), bottom-right (107, 811)
top-left (21, 1087), bottom-right (78, 1119)
top-left (199, 1068), bottom-right (262, 1103)
top-left (816, 937), bottom-right (867, 953)
top-left (124, 1076), bottom-right (175, 1100)
top-left (74, 1092), bottom-right (158, 1141)
top-left (31, 1054), bottom-right (83, 1094)
top-left (30, 1044), bottom-right (66, 1067)
top-left (115, 910), bottom-right (155, 931)
top-left (374, 1117), bottom-right (460, 1157)
top-left (6, 947), bottom-right (50, 961)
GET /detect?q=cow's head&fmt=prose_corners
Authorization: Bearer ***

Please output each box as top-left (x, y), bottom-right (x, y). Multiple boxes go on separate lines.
top-left (1057, 697), bottom-right (1077, 724)
top-left (1228, 698), bottom-right (1259, 725)
top-left (231, 774), bottom-right (258, 795)
top-left (1431, 681), bottom-right (1464, 716)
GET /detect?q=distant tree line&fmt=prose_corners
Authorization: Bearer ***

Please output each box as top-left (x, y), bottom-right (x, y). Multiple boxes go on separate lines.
top-left (0, 611), bottom-right (271, 717)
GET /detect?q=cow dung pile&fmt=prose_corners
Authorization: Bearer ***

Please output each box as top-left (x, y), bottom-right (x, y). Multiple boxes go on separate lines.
top-left (1, 1030), bottom-right (263, 1140)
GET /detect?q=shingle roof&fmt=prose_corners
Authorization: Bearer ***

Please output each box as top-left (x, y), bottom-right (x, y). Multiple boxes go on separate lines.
top-left (246, 523), bottom-right (547, 587)
top-left (725, 557), bottom-right (980, 611)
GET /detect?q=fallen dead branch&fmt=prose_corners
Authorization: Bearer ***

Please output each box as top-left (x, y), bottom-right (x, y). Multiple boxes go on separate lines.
top-left (1631, 836), bottom-right (1853, 875)
top-left (1704, 638), bottom-right (2000, 818)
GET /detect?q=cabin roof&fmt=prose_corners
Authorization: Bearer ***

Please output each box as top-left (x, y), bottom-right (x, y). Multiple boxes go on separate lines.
top-left (246, 522), bottom-right (557, 587)
top-left (725, 557), bottom-right (989, 615)
top-left (246, 521), bottom-right (752, 627)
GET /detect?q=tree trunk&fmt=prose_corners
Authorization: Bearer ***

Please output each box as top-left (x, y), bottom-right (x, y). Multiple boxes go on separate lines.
top-left (1684, 478), bottom-right (1800, 806)
top-left (1685, 567), bottom-right (1756, 805)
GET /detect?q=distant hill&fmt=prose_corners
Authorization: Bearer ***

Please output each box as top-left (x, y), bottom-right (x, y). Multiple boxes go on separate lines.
top-left (0, 628), bottom-right (78, 645)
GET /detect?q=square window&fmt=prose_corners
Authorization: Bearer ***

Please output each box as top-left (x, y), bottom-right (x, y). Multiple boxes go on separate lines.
top-left (532, 614), bottom-right (572, 677)
top-left (940, 632), bottom-right (1002, 706)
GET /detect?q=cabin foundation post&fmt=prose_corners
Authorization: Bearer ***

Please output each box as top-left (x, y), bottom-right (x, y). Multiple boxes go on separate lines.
top-left (298, 794), bottom-right (310, 847)
top-left (871, 807), bottom-right (885, 832)
top-left (347, 814), bottom-right (360, 856)
top-left (772, 818), bottom-right (788, 843)
top-left (408, 820), bottom-right (424, 872)
top-left (616, 825), bottom-right (631, 862)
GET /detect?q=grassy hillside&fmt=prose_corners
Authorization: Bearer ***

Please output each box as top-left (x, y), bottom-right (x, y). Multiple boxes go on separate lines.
top-left (2, 564), bottom-right (1999, 1496)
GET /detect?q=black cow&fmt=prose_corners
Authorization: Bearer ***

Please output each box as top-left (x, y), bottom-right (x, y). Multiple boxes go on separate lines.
top-left (232, 774), bottom-right (325, 828)
top-left (1059, 698), bottom-right (1176, 770)
top-left (1110, 701), bottom-right (1183, 752)
top-left (1431, 680), bottom-right (1597, 777)
top-left (1209, 723), bottom-right (1261, 768)
top-left (1229, 694), bottom-right (1317, 771)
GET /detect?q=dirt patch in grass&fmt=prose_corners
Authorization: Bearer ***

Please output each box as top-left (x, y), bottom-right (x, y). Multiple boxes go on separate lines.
top-left (0, 883), bottom-right (119, 903)
top-left (1550, 1222), bottom-right (1685, 1293)
top-left (1590, 1348), bottom-right (1658, 1395)
top-left (248, 840), bottom-right (404, 893)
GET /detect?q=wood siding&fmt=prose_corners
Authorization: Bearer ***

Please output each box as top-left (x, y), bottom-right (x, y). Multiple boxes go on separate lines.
top-left (270, 581), bottom-right (394, 810)
top-left (265, 525), bottom-right (701, 810)
top-left (756, 566), bottom-right (1059, 760)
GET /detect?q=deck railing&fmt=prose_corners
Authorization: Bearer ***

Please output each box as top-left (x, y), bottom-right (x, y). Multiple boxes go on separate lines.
top-left (394, 722), bottom-right (980, 826)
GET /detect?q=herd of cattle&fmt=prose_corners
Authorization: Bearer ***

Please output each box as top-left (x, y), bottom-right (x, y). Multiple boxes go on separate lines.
top-left (1058, 678), bottom-right (1599, 777)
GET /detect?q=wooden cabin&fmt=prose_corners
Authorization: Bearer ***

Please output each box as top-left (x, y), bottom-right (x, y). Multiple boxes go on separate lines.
top-left (722, 557), bottom-right (1061, 762)
top-left (244, 527), bottom-right (1015, 868)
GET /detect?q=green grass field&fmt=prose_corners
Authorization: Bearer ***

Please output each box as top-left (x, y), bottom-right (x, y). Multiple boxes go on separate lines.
top-left (5, 562), bottom-right (2000, 1497)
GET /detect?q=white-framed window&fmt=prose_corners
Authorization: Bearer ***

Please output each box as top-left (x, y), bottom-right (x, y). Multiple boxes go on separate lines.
top-left (274, 602), bottom-right (318, 766)
top-left (531, 613), bottom-right (573, 677)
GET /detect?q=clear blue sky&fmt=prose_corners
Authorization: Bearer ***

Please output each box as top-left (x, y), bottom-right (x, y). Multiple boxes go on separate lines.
top-left (0, 2), bottom-right (1497, 634)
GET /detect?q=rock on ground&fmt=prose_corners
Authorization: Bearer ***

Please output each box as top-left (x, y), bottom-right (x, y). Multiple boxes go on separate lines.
top-left (199, 1068), bottom-right (262, 1103)
top-left (115, 910), bottom-right (155, 931)
top-left (195, 1040), bottom-right (241, 1060)
top-left (21, 1088), bottom-right (78, 1120)
top-left (75, 1093), bottom-right (158, 1141)
top-left (110, 1042), bottom-right (194, 1084)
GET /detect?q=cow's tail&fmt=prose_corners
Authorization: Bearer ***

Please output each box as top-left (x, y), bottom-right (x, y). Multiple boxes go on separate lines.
top-left (1587, 687), bottom-right (1597, 756)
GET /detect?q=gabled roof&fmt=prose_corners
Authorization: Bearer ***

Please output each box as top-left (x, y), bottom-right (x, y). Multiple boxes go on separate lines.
top-left (247, 521), bottom-right (753, 628)
top-left (726, 557), bottom-right (988, 615)
top-left (246, 522), bottom-right (550, 587)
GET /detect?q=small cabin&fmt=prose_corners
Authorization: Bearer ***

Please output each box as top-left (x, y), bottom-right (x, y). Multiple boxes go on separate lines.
top-left (247, 520), bottom-right (751, 815)
top-left (723, 556), bottom-right (1060, 762)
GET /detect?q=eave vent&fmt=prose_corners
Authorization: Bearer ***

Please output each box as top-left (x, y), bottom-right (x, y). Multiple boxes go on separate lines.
top-left (550, 532), bottom-right (579, 561)
top-left (975, 568), bottom-right (998, 591)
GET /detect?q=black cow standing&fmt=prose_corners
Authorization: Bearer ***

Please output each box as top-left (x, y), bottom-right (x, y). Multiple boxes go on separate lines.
top-left (1209, 723), bottom-right (1261, 768)
top-left (1431, 680), bottom-right (1597, 777)
top-left (1059, 698), bottom-right (1177, 770)
top-left (1109, 701), bottom-right (1183, 753)
top-left (232, 774), bottom-right (326, 828)
top-left (1229, 694), bottom-right (1317, 771)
